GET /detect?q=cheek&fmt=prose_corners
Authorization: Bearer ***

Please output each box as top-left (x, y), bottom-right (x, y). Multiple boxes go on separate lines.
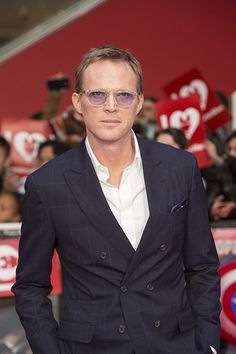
top-left (122, 111), bottom-right (136, 126)
top-left (80, 104), bottom-right (98, 117)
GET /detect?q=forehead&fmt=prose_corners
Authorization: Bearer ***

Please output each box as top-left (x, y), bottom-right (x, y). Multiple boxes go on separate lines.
top-left (157, 133), bottom-right (175, 144)
top-left (82, 60), bottom-right (137, 89)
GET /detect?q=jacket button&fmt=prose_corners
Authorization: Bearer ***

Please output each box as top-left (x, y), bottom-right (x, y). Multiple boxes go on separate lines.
top-left (120, 285), bottom-right (128, 293)
top-left (100, 251), bottom-right (107, 259)
top-left (146, 283), bottom-right (154, 291)
top-left (160, 244), bottom-right (167, 251)
top-left (154, 320), bottom-right (161, 328)
top-left (118, 324), bottom-right (126, 334)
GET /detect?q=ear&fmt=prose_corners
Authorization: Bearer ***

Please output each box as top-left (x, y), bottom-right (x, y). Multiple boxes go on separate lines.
top-left (136, 94), bottom-right (144, 116)
top-left (72, 92), bottom-right (82, 115)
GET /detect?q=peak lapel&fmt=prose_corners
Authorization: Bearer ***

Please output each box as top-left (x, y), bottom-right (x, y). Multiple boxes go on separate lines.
top-left (123, 139), bottom-right (169, 282)
top-left (64, 142), bottom-right (135, 260)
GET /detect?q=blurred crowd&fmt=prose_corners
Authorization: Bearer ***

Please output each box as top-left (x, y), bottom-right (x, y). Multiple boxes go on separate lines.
top-left (0, 74), bottom-right (235, 224)
top-left (134, 92), bottom-right (236, 223)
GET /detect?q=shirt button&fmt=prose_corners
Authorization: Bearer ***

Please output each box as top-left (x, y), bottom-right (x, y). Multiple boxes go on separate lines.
top-left (100, 251), bottom-right (107, 260)
top-left (120, 285), bottom-right (128, 293)
top-left (146, 283), bottom-right (155, 291)
top-left (160, 244), bottom-right (167, 251)
top-left (118, 324), bottom-right (126, 334)
top-left (154, 320), bottom-right (161, 328)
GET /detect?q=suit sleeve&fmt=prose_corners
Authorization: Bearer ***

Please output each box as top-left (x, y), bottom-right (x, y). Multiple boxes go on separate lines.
top-left (12, 175), bottom-right (60, 354)
top-left (183, 157), bottom-right (221, 353)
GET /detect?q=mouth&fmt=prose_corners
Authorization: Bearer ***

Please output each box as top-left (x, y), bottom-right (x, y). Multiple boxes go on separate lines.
top-left (100, 120), bottom-right (121, 126)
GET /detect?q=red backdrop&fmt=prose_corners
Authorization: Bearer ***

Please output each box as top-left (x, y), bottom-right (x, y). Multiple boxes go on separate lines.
top-left (0, 0), bottom-right (236, 119)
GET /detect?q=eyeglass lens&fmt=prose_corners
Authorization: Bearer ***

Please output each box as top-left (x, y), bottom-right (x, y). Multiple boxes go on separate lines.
top-left (87, 91), bottom-right (136, 106)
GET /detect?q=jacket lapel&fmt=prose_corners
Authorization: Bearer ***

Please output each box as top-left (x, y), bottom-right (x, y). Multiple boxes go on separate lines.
top-left (123, 139), bottom-right (169, 282)
top-left (64, 139), bottom-right (169, 271)
top-left (64, 141), bottom-right (135, 260)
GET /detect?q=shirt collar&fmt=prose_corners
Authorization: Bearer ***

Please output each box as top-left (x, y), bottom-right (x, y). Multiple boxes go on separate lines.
top-left (85, 131), bottom-right (141, 180)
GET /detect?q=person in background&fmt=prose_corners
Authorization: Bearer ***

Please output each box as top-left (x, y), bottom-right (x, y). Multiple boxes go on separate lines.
top-left (155, 127), bottom-right (188, 150)
top-left (0, 191), bottom-right (22, 222)
top-left (205, 90), bottom-right (232, 167)
top-left (32, 73), bottom-right (86, 147)
top-left (226, 130), bottom-right (236, 158)
top-left (37, 140), bottom-right (70, 167)
top-left (205, 138), bottom-right (224, 167)
top-left (207, 131), bottom-right (236, 220)
top-left (0, 137), bottom-right (11, 192)
top-left (141, 96), bottom-right (157, 121)
top-left (31, 72), bottom-right (70, 123)
top-left (50, 107), bottom-right (86, 147)
top-left (13, 46), bottom-right (220, 354)
top-left (135, 96), bottom-right (158, 139)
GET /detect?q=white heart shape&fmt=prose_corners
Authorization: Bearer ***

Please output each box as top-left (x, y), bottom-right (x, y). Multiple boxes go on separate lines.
top-left (169, 108), bottom-right (200, 140)
top-left (178, 79), bottom-right (208, 111)
top-left (14, 131), bottom-right (46, 163)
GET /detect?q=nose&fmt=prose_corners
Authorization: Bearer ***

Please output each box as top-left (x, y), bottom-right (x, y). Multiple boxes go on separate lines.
top-left (104, 92), bottom-right (118, 111)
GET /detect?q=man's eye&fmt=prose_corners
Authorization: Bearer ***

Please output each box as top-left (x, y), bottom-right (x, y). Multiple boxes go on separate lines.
top-left (117, 92), bottom-right (131, 97)
top-left (90, 91), bottom-right (106, 97)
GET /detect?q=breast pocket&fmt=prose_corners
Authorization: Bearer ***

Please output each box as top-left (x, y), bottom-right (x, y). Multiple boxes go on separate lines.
top-left (170, 198), bottom-right (188, 215)
top-left (169, 198), bottom-right (188, 237)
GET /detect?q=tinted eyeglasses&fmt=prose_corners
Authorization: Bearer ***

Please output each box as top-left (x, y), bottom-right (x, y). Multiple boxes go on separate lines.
top-left (80, 89), bottom-right (139, 107)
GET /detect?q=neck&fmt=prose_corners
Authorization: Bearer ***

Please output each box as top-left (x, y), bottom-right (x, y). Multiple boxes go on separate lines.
top-left (87, 132), bottom-right (135, 172)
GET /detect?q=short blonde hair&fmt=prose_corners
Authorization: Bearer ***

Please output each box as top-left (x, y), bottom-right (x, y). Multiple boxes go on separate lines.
top-left (75, 46), bottom-right (144, 94)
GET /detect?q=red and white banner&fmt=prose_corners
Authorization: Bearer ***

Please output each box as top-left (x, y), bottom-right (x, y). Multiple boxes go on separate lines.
top-left (212, 226), bottom-right (236, 345)
top-left (0, 238), bottom-right (18, 297)
top-left (0, 223), bottom-right (61, 297)
top-left (163, 68), bottom-right (231, 131)
top-left (156, 94), bottom-right (211, 169)
top-left (212, 227), bottom-right (236, 259)
top-left (0, 118), bottom-right (51, 176)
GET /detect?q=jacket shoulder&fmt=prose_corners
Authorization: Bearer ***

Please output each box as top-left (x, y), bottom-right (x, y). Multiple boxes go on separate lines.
top-left (26, 144), bottom-right (80, 185)
top-left (139, 138), bottom-right (196, 167)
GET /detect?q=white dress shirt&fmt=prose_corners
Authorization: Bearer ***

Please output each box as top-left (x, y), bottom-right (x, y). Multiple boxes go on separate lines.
top-left (85, 132), bottom-right (149, 250)
top-left (85, 134), bottom-right (217, 354)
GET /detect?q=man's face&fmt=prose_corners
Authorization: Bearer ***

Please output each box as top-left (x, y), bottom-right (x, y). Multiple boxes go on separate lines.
top-left (72, 60), bottom-right (143, 147)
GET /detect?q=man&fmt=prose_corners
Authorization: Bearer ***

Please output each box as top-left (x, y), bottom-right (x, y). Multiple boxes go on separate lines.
top-left (12, 46), bottom-right (221, 354)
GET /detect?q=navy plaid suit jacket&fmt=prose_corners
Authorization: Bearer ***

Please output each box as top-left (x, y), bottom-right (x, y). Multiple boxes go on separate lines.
top-left (12, 138), bottom-right (221, 354)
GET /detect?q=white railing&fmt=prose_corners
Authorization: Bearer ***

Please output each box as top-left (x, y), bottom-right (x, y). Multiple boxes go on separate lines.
top-left (0, 0), bottom-right (107, 64)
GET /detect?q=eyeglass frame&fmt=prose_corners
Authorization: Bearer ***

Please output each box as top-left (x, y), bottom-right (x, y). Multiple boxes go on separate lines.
top-left (79, 89), bottom-right (140, 107)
